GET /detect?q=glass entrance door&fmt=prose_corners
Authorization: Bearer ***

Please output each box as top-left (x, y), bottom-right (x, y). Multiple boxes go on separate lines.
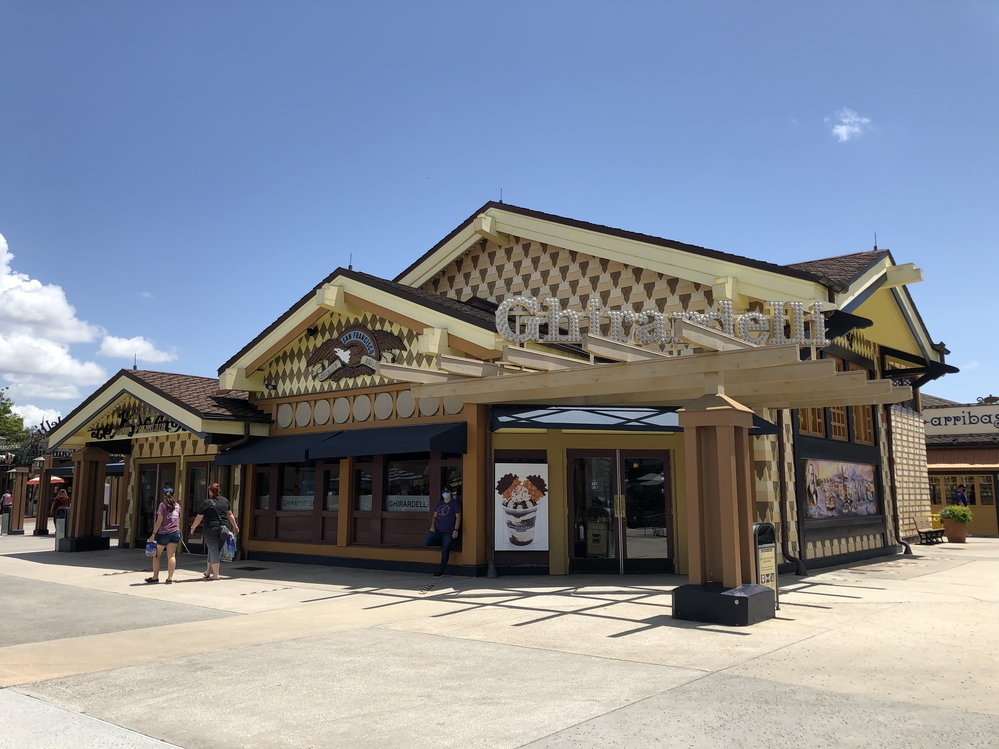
top-left (569, 450), bottom-right (673, 574)
top-left (137, 463), bottom-right (176, 540)
top-left (185, 462), bottom-right (209, 553)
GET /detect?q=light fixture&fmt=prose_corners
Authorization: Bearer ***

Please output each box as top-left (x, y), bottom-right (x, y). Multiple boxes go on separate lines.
top-left (264, 383), bottom-right (278, 391)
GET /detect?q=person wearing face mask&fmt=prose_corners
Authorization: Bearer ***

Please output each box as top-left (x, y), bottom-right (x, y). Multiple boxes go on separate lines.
top-left (424, 488), bottom-right (461, 577)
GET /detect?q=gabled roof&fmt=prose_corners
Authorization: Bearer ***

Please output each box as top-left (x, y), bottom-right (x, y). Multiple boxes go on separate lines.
top-left (46, 369), bottom-right (271, 450)
top-left (786, 250), bottom-right (891, 293)
top-left (395, 201), bottom-right (830, 288)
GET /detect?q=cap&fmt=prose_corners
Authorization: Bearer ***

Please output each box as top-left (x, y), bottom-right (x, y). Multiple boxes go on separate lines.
top-left (163, 487), bottom-right (174, 495)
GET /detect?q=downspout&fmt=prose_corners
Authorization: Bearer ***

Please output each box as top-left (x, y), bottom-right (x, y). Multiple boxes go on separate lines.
top-left (220, 422), bottom-right (253, 454)
top-left (884, 405), bottom-right (913, 555)
top-left (776, 410), bottom-right (807, 576)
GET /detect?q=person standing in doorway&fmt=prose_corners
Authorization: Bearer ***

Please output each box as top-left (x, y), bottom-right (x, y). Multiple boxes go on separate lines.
top-left (424, 489), bottom-right (461, 577)
top-left (190, 483), bottom-right (238, 581)
top-left (145, 488), bottom-right (181, 584)
top-left (955, 484), bottom-right (969, 507)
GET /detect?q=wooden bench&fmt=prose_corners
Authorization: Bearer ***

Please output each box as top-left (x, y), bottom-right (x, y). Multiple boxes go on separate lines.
top-left (910, 518), bottom-right (945, 545)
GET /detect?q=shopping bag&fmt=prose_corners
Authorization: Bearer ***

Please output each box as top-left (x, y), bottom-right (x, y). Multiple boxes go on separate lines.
top-left (221, 531), bottom-right (236, 563)
top-left (145, 540), bottom-right (158, 557)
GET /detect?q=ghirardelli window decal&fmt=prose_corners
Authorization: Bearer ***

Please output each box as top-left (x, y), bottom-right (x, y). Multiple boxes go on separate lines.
top-left (307, 326), bottom-right (405, 382)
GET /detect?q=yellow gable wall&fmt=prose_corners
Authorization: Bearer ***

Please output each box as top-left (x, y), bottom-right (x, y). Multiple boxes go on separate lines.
top-left (852, 288), bottom-right (924, 359)
top-left (258, 308), bottom-right (436, 400)
top-left (422, 237), bottom-right (716, 321)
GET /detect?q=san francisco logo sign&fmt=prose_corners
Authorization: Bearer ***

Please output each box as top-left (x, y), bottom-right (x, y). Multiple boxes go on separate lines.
top-left (307, 326), bottom-right (405, 382)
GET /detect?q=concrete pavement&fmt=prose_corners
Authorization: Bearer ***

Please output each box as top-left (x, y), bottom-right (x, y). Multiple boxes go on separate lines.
top-left (0, 532), bottom-right (997, 747)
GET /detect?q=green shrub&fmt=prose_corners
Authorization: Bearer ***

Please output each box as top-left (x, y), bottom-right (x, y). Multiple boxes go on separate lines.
top-left (938, 505), bottom-right (973, 524)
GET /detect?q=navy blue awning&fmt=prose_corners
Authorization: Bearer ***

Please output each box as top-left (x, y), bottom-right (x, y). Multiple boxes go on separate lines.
top-left (214, 432), bottom-right (339, 466)
top-left (308, 422), bottom-right (467, 460)
top-left (45, 466), bottom-right (75, 476)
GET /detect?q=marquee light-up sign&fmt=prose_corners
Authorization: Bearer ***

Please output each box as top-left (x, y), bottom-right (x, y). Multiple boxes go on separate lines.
top-left (494, 296), bottom-right (828, 348)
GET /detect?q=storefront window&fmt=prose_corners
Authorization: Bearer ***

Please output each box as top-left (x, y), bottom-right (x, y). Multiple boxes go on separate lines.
top-left (279, 464), bottom-right (315, 511)
top-left (355, 459), bottom-right (374, 512)
top-left (324, 467), bottom-right (340, 512)
top-left (385, 455), bottom-right (430, 513)
top-left (978, 475), bottom-right (994, 506)
top-left (943, 475), bottom-right (977, 505)
top-left (798, 408), bottom-right (825, 438)
top-left (929, 476), bottom-right (942, 505)
top-left (829, 406), bottom-right (849, 441)
top-left (442, 465), bottom-right (463, 500)
top-left (255, 471), bottom-right (270, 510)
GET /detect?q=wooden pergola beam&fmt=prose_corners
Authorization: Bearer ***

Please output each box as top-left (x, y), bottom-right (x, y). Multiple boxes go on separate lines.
top-left (501, 347), bottom-right (591, 371)
top-left (414, 345), bottom-right (802, 401)
top-left (582, 333), bottom-right (670, 362)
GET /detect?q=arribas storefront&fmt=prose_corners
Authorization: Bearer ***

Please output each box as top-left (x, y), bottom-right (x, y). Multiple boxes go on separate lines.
top-left (43, 203), bottom-right (954, 581)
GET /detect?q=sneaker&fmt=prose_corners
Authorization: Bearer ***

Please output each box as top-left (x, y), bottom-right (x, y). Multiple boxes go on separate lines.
top-left (144, 577), bottom-right (159, 584)
top-left (432, 570), bottom-right (444, 578)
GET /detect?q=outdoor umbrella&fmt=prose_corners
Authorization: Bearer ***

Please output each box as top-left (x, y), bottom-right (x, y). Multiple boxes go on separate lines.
top-left (26, 476), bottom-right (65, 485)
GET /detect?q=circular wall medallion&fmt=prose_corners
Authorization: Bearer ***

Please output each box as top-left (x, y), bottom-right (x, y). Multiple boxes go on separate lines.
top-left (333, 397), bottom-right (351, 424)
top-left (295, 401), bottom-right (312, 427)
top-left (353, 394), bottom-right (372, 421)
top-left (396, 390), bottom-right (416, 418)
top-left (443, 396), bottom-right (464, 415)
top-left (419, 397), bottom-right (440, 417)
top-left (313, 399), bottom-right (331, 425)
top-left (374, 392), bottom-right (394, 420)
top-left (276, 403), bottom-right (294, 429)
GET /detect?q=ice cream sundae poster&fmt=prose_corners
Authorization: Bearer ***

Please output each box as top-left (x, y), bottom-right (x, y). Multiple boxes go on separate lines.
top-left (494, 463), bottom-right (549, 551)
top-left (802, 459), bottom-right (880, 519)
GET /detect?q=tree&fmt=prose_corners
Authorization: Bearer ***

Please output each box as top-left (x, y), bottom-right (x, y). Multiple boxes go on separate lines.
top-left (0, 387), bottom-right (29, 443)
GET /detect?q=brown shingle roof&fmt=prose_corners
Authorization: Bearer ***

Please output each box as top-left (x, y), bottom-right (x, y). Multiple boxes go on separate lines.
top-left (125, 370), bottom-right (270, 422)
top-left (785, 250), bottom-right (890, 292)
top-left (926, 434), bottom-right (999, 447)
top-left (921, 393), bottom-right (962, 408)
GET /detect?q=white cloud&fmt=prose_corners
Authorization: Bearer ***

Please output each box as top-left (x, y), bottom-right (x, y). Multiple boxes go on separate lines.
top-left (0, 236), bottom-right (103, 343)
top-left (139, 291), bottom-right (153, 299)
top-left (12, 404), bottom-right (62, 428)
top-left (98, 335), bottom-right (177, 363)
top-left (826, 108), bottom-right (872, 143)
top-left (962, 360), bottom-right (980, 371)
top-left (0, 233), bottom-right (174, 403)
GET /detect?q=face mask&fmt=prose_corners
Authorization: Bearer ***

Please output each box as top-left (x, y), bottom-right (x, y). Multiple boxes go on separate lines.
top-left (442, 491), bottom-right (451, 500)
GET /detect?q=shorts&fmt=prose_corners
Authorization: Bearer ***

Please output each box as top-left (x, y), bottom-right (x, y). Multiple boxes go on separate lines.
top-left (155, 531), bottom-right (182, 547)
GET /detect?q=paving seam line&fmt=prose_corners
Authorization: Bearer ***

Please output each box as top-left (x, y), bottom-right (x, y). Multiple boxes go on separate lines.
top-left (1, 687), bottom-right (182, 747)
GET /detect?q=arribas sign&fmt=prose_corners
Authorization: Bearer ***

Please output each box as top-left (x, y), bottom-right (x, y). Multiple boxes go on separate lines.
top-left (495, 296), bottom-right (828, 347)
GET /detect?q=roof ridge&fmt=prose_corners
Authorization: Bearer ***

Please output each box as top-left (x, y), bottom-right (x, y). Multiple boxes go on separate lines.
top-left (787, 249), bottom-right (890, 267)
top-left (393, 201), bottom-right (829, 287)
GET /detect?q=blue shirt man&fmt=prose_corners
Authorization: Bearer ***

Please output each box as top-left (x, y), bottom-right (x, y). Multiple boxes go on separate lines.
top-left (955, 485), bottom-right (969, 507)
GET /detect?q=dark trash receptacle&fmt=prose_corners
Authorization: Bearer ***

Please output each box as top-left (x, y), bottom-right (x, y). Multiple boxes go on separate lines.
top-left (1, 505), bottom-right (9, 535)
top-left (54, 507), bottom-right (70, 549)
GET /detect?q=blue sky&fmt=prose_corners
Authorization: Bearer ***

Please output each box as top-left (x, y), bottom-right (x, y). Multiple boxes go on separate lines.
top-left (0, 2), bottom-right (996, 425)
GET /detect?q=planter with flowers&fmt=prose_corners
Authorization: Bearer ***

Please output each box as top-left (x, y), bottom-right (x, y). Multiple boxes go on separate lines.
top-left (938, 505), bottom-right (973, 543)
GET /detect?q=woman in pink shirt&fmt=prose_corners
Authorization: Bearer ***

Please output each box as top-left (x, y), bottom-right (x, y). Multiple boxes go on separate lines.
top-left (146, 487), bottom-right (182, 584)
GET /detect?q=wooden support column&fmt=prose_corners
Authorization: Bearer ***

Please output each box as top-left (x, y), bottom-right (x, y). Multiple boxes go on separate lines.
top-left (8, 467), bottom-right (28, 535)
top-left (673, 393), bottom-right (773, 626)
top-left (35, 454), bottom-right (53, 535)
top-left (62, 447), bottom-right (111, 552)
